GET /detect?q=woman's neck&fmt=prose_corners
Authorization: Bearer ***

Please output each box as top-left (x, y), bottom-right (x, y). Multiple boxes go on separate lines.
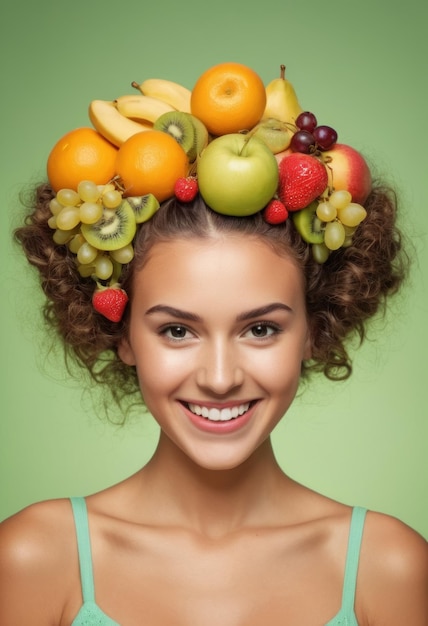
top-left (137, 433), bottom-right (292, 538)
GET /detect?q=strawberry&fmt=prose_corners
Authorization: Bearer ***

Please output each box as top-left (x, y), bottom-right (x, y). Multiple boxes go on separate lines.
top-left (263, 199), bottom-right (289, 224)
top-left (278, 153), bottom-right (328, 211)
top-left (174, 176), bottom-right (199, 202)
top-left (92, 286), bottom-right (128, 322)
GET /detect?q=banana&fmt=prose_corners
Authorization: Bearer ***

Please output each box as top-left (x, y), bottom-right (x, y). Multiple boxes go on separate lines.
top-left (115, 94), bottom-right (176, 124)
top-left (132, 78), bottom-right (192, 113)
top-left (263, 65), bottom-right (303, 126)
top-left (88, 100), bottom-right (152, 147)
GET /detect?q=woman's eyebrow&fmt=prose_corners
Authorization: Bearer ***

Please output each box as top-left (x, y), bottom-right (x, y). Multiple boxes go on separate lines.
top-left (236, 302), bottom-right (293, 321)
top-left (145, 305), bottom-right (202, 321)
top-left (145, 302), bottom-right (292, 322)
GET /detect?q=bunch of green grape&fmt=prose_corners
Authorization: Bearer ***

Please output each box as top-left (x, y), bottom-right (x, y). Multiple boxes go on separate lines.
top-left (48, 180), bottom-right (136, 282)
top-left (311, 190), bottom-right (367, 263)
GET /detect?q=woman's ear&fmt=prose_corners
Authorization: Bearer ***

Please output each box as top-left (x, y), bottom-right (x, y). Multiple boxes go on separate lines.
top-left (118, 337), bottom-right (137, 366)
top-left (303, 329), bottom-right (312, 361)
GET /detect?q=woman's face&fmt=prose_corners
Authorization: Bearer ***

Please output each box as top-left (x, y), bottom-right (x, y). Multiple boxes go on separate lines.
top-left (119, 234), bottom-right (311, 470)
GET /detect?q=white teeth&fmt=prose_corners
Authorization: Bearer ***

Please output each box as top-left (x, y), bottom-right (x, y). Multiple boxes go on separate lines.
top-left (188, 403), bottom-right (250, 421)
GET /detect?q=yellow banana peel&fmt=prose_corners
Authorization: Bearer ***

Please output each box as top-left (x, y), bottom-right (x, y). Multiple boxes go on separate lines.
top-left (132, 78), bottom-right (192, 113)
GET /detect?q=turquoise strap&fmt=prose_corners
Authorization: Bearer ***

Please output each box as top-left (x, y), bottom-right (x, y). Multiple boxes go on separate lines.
top-left (341, 506), bottom-right (367, 612)
top-left (70, 497), bottom-right (95, 603)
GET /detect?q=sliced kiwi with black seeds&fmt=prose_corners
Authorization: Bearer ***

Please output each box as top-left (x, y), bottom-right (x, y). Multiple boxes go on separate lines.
top-left (292, 202), bottom-right (324, 244)
top-left (183, 113), bottom-right (209, 162)
top-left (81, 201), bottom-right (137, 251)
top-left (153, 111), bottom-right (195, 155)
top-left (124, 193), bottom-right (160, 224)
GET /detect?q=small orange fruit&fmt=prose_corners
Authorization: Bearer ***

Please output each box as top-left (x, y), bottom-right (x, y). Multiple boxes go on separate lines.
top-left (115, 130), bottom-right (189, 201)
top-left (190, 62), bottom-right (266, 136)
top-left (47, 127), bottom-right (118, 192)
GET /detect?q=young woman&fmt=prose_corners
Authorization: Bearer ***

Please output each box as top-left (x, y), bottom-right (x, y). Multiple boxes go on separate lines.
top-left (1, 62), bottom-right (427, 624)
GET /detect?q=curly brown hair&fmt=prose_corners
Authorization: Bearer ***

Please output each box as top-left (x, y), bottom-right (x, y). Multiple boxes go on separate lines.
top-left (14, 182), bottom-right (408, 419)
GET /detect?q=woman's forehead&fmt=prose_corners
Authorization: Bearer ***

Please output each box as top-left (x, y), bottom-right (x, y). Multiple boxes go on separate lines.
top-left (133, 235), bottom-right (306, 310)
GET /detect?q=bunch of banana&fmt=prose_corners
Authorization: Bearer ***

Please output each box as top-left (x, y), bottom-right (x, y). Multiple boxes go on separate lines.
top-left (88, 100), bottom-right (153, 147)
top-left (262, 64), bottom-right (303, 126)
top-left (131, 78), bottom-right (192, 113)
top-left (89, 78), bottom-right (193, 147)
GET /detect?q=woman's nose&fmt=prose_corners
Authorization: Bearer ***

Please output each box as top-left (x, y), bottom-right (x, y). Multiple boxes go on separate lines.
top-left (195, 338), bottom-right (244, 395)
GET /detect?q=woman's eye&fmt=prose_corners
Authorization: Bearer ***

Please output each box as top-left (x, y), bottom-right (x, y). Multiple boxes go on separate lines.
top-left (161, 325), bottom-right (190, 340)
top-left (246, 323), bottom-right (280, 339)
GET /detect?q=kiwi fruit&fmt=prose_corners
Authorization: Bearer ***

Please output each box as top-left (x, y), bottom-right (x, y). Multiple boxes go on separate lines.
top-left (81, 201), bottom-right (137, 251)
top-left (153, 111), bottom-right (195, 156)
top-left (183, 113), bottom-right (209, 161)
top-left (124, 193), bottom-right (160, 224)
top-left (292, 202), bottom-right (324, 244)
top-left (251, 118), bottom-right (291, 154)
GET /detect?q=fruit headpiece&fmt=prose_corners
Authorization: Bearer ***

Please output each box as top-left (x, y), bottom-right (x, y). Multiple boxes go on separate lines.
top-left (46, 62), bottom-right (372, 322)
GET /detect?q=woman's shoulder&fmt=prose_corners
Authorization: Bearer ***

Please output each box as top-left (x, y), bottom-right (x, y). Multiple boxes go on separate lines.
top-left (0, 497), bottom-right (75, 555)
top-left (0, 498), bottom-right (78, 624)
top-left (357, 510), bottom-right (428, 624)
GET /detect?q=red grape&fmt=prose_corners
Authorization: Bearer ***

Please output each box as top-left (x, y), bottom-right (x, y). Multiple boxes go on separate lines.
top-left (290, 130), bottom-right (316, 153)
top-left (295, 111), bottom-right (317, 132)
top-left (313, 125), bottom-right (338, 151)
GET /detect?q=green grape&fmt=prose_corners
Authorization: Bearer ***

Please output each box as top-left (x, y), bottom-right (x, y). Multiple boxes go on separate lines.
top-left (337, 203), bottom-right (367, 227)
top-left (56, 207), bottom-right (81, 231)
top-left (77, 180), bottom-right (101, 203)
top-left (329, 190), bottom-right (352, 210)
top-left (324, 220), bottom-right (346, 250)
top-left (99, 183), bottom-right (115, 195)
top-left (343, 225), bottom-right (356, 236)
top-left (342, 235), bottom-right (354, 248)
top-left (53, 228), bottom-right (76, 245)
top-left (95, 255), bottom-right (114, 280)
top-left (102, 189), bottom-right (122, 209)
top-left (47, 215), bottom-right (57, 229)
top-left (77, 264), bottom-right (95, 278)
top-left (110, 244), bottom-right (134, 264)
top-left (56, 188), bottom-right (81, 207)
top-left (77, 242), bottom-right (98, 265)
top-left (316, 201), bottom-right (337, 222)
top-left (311, 242), bottom-right (330, 263)
top-left (68, 234), bottom-right (86, 254)
top-left (49, 197), bottom-right (64, 215)
top-left (79, 201), bottom-right (103, 224)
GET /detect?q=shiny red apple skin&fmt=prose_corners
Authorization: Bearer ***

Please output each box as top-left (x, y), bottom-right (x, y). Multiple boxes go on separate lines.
top-left (322, 143), bottom-right (372, 205)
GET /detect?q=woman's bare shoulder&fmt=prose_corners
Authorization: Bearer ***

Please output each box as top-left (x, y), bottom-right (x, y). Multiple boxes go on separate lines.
top-left (358, 510), bottom-right (428, 625)
top-left (0, 499), bottom-right (78, 625)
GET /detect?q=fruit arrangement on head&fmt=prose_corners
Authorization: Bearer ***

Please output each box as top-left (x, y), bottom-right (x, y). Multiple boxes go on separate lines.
top-left (39, 62), bottom-right (378, 322)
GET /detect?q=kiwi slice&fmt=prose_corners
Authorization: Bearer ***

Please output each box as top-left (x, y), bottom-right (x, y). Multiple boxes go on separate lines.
top-left (124, 193), bottom-right (160, 224)
top-left (183, 113), bottom-right (209, 161)
top-left (153, 111), bottom-right (195, 156)
top-left (251, 118), bottom-right (291, 154)
top-left (292, 202), bottom-right (324, 244)
top-left (81, 201), bottom-right (137, 251)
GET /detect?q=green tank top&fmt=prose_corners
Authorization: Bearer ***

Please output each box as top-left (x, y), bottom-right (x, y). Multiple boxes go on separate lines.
top-left (70, 497), bottom-right (366, 625)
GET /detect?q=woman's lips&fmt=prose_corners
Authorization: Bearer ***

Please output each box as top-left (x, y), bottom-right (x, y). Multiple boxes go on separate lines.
top-left (180, 400), bottom-right (258, 433)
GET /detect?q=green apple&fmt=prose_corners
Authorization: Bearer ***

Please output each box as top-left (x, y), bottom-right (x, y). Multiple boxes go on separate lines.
top-left (197, 133), bottom-right (279, 216)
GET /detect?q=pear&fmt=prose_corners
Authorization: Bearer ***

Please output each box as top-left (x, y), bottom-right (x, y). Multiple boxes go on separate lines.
top-left (263, 65), bottom-right (303, 126)
top-left (249, 118), bottom-right (292, 154)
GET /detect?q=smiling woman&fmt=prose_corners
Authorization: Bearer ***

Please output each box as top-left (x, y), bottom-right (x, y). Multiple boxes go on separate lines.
top-left (2, 55), bottom-right (428, 625)
top-left (118, 235), bottom-right (310, 465)
top-left (3, 189), bottom-right (427, 626)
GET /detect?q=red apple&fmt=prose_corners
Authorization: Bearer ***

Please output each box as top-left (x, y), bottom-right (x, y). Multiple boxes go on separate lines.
top-left (322, 143), bottom-right (372, 205)
top-left (275, 148), bottom-right (292, 167)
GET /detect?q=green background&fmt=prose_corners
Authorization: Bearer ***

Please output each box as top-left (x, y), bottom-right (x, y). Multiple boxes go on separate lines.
top-left (1, 1), bottom-right (427, 538)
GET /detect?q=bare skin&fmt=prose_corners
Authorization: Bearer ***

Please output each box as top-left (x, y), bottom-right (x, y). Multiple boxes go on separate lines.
top-left (1, 236), bottom-right (427, 625)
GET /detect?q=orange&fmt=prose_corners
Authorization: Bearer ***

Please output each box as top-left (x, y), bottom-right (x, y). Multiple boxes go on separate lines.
top-left (190, 62), bottom-right (266, 136)
top-left (115, 130), bottom-right (189, 201)
top-left (47, 127), bottom-right (118, 192)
